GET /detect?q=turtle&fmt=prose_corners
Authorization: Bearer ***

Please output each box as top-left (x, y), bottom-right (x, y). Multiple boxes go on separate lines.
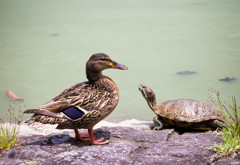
top-left (138, 84), bottom-right (225, 131)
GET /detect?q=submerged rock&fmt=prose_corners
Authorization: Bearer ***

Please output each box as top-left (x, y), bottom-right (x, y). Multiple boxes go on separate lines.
top-left (0, 119), bottom-right (239, 165)
top-left (219, 77), bottom-right (237, 82)
top-left (176, 71), bottom-right (198, 75)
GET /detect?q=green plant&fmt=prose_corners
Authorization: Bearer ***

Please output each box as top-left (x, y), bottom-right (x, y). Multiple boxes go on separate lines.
top-left (0, 100), bottom-right (24, 156)
top-left (209, 91), bottom-right (240, 158)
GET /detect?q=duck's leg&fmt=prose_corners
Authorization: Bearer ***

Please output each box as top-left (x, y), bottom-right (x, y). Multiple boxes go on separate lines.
top-left (74, 129), bottom-right (109, 145)
top-left (74, 129), bottom-right (91, 141)
top-left (88, 129), bottom-right (109, 145)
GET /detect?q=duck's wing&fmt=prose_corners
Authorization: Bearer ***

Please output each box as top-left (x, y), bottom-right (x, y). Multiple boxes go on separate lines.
top-left (24, 82), bottom-right (98, 117)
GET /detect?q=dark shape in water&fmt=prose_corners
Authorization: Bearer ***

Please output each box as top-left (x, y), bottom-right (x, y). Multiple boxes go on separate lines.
top-left (219, 77), bottom-right (237, 82)
top-left (176, 71), bottom-right (198, 75)
top-left (52, 33), bottom-right (58, 37)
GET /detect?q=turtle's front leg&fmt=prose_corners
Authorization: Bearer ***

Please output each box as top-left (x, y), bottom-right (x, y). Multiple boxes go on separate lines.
top-left (153, 116), bottom-right (163, 130)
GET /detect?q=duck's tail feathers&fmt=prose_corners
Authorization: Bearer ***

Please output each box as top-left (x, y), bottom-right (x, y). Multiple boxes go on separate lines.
top-left (24, 109), bottom-right (64, 118)
top-left (24, 109), bottom-right (39, 114)
top-left (24, 118), bottom-right (58, 135)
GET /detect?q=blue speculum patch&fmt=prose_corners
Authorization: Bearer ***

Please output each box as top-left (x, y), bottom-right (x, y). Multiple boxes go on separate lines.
top-left (62, 107), bottom-right (86, 119)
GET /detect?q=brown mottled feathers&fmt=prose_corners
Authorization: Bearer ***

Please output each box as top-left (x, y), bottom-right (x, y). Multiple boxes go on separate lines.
top-left (24, 53), bottom-right (128, 137)
top-left (24, 76), bottom-right (119, 129)
top-left (31, 110), bottom-right (102, 129)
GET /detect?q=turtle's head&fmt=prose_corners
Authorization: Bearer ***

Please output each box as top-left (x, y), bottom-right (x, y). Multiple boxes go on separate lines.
top-left (138, 84), bottom-right (157, 110)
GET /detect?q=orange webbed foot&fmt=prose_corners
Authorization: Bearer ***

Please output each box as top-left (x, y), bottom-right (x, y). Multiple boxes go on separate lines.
top-left (91, 138), bottom-right (109, 145)
top-left (88, 129), bottom-right (109, 145)
top-left (74, 129), bottom-right (109, 145)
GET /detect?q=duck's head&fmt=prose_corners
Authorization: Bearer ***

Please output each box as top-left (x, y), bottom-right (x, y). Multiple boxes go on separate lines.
top-left (138, 84), bottom-right (157, 110)
top-left (86, 53), bottom-right (128, 82)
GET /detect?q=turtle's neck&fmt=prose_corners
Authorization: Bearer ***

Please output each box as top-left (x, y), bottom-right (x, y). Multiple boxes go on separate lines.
top-left (148, 100), bottom-right (157, 111)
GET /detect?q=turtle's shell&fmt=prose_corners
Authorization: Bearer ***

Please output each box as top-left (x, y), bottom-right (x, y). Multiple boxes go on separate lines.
top-left (155, 99), bottom-right (224, 123)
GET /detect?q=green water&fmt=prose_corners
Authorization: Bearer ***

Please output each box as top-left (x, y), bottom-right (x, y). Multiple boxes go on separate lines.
top-left (0, 0), bottom-right (240, 121)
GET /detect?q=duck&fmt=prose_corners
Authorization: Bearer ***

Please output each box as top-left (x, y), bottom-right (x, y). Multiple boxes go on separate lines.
top-left (24, 53), bottom-right (128, 145)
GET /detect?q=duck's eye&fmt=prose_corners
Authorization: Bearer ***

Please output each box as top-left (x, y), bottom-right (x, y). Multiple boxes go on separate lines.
top-left (101, 58), bottom-right (112, 63)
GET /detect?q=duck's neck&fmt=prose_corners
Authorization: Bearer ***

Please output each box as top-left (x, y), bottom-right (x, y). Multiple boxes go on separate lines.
top-left (86, 69), bottom-right (103, 83)
top-left (86, 70), bottom-right (118, 92)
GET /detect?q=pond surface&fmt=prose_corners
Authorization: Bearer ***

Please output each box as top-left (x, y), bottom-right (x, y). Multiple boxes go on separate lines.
top-left (0, 0), bottom-right (240, 121)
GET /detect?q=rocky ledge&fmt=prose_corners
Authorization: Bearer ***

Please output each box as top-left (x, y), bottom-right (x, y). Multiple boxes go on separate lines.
top-left (0, 119), bottom-right (240, 165)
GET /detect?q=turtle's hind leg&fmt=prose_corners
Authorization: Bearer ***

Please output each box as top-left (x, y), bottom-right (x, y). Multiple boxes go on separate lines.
top-left (153, 116), bottom-right (163, 130)
top-left (212, 119), bottom-right (225, 129)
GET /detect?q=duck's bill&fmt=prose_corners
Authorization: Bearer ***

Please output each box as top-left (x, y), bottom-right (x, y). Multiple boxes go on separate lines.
top-left (111, 61), bottom-right (128, 70)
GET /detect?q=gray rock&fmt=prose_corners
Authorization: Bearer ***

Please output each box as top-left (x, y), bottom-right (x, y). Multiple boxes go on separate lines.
top-left (0, 120), bottom-right (239, 165)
